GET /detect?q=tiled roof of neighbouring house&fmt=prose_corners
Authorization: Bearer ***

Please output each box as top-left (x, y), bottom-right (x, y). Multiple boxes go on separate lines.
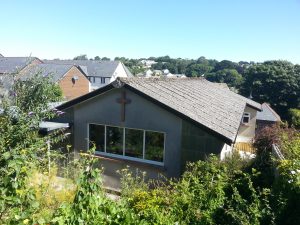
top-left (0, 57), bottom-right (38, 74)
top-left (44, 60), bottom-right (133, 78)
top-left (257, 103), bottom-right (281, 122)
top-left (20, 64), bottom-right (76, 82)
top-left (58, 77), bottom-right (261, 143)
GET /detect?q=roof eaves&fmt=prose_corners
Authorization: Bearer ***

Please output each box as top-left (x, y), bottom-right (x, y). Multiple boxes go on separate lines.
top-left (246, 102), bottom-right (262, 111)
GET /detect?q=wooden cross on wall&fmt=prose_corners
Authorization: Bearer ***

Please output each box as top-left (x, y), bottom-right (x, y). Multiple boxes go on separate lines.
top-left (116, 91), bottom-right (131, 122)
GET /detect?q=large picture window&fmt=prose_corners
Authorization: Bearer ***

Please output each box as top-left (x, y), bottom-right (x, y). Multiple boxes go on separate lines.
top-left (125, 128), bottom-right (143, 158)
top-left (145, 131), bottom-right (164, 162)
top-left (89, 124), bottom-right (105, 152)
top-left (89, 124), bottom-right (165, 165)
top-left (106, 126), bottom-right (123, 155)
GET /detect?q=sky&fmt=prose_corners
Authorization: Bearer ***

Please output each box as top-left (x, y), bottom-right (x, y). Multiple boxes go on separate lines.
top-left (1, 0), bottom-right (300, 63)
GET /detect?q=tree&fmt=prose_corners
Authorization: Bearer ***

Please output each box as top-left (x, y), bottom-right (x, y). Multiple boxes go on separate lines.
top-left (12, 73), bottom-right (63, 113)
top-left (186, 63), bottom-right (213, 77)
top-left (73, 54), bottom-right (88, 60)
top-left (94, 56), bottom-right (100, 60)
top-left (156, 55), bottom-right (171, 63)
top-left (214, 60), bottom-right (237, 71)
top-left (101, 57), bottom-right (110, 61)
top-left (241, 60), bottom-right (300, 119)
top-left (0, 73), bottom-right (66, 224)
top-left (206, 69), bottom-right (243, 87)
top-left (289, 108), bottom-right (300, 129)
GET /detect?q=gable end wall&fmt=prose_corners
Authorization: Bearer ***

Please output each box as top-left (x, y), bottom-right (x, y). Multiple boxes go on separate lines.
top-left (58, 66), bottom-right (90, 100)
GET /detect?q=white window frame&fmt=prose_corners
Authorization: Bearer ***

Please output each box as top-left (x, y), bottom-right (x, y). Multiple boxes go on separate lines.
top-left (242, 112), bottom-right (251, 124)
top-left (87, 123), bottom-right (165, 166)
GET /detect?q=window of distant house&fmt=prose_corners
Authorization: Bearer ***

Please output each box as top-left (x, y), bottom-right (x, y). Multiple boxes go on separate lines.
top-left (89, 124), bottom-right (165, 165)
top-left (89, 77), bottom-right (96, 83)
top-left (100, 77), bottom-right (106, 84)
top-left (242, 112), bottom-right (251, 124)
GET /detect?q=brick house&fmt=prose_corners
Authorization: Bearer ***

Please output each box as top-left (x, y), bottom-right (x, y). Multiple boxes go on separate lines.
top-left (44, 60), bottom-right (133, 90)
top-left (20, 64), bottom-right (90, 100)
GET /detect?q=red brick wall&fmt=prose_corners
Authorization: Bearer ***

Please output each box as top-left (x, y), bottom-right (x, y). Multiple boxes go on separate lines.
top-left (59, 66), bottom-right (90, 100)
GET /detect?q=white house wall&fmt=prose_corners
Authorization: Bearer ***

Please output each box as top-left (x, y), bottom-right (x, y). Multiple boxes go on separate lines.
top-left (236, 106), bottom-right (258, 142)
top-left (110, 63), bottom-right (128, 83)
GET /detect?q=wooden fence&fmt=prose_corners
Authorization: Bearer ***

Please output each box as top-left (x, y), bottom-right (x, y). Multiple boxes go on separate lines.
top-left (233, 142), bottom-right (256, 154)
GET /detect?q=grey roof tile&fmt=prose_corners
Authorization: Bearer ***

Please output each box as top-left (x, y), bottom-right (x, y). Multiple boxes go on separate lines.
top-left (257, 103), bottom-right (281, 122)
top-left (0, 57), bottom-right (37, 74)
top-left (20, 64), bottom-right (74, 82)
top-left (44, 60), bottom-right (127, 78)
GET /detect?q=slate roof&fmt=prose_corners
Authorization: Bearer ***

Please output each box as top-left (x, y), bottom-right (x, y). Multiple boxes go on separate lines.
top-left (58, 77), bottom-right (261, 144)
top-left (257, 103), bottom-right (281, 122)
top-left (44, 60), bottom-right (133, 78)
top-left (0, 57), bottom-right (37, 74)
top-left (20, 64), bottom-right (74, 82)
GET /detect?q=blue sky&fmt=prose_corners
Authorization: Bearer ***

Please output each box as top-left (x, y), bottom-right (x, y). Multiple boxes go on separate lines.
top-left (1, 0), bottom-right (300, 63)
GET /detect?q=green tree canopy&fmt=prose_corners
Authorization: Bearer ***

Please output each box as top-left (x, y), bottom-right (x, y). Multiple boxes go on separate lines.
top-left (187, 63), bottom-right (213, 77)
top-left (73, 54), bottom-right (88, 60)
top-left (241, 60), bottom-right (300, 119)
top-left (12, 73), bottom-right (63, 113)
top-left (101, 57), bottom-right (110, 61)
top-left (206, 69), bottom-right (243, 87)
top-left (289, 108), bottom-right (300, 129)
top-left (214, 60), bottom-right (237, 71)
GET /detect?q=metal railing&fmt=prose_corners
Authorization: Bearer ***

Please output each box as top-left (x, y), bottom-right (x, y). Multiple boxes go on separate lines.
top-left (272, 144), bottom-right (285, 160)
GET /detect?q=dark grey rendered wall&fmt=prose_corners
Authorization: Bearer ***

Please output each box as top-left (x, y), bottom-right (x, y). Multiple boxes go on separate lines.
top-left (71, 87), bottom-right (183, 188)
top-left (181, 120), bottom-right (225, 172)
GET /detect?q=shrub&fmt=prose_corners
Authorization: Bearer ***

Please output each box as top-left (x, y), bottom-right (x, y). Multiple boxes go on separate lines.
top-left (289, 108), bottom-right (300, 129)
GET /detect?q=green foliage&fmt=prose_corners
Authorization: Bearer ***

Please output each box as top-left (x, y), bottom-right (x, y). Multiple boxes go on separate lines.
top-left (280, 129), bottom-right (300, 160)
top-left (271, 159), bottom-right (300, 225)
top-left (52, 152), bottom-right (140, 225)
top-left (0, 114), bottom-right (51, 223)
top-left (289, 108), bottom-right (300, 129)
top-left (206, 68), bottom-right (243, 87)
top-left (255, 124), bottom-right (300, 160)
top-left (241, 60), bottom-right (300, 119)
top-left (12, 73), bottom-right (63, 113)
top-left (253, 125), bottom-right (300, 225)
top-left (73, 54), bottom-right (88, 60)
top-left (0, 75), bottom-right (67, 224)
top-left (120, 156), bottom-right (273, 225)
